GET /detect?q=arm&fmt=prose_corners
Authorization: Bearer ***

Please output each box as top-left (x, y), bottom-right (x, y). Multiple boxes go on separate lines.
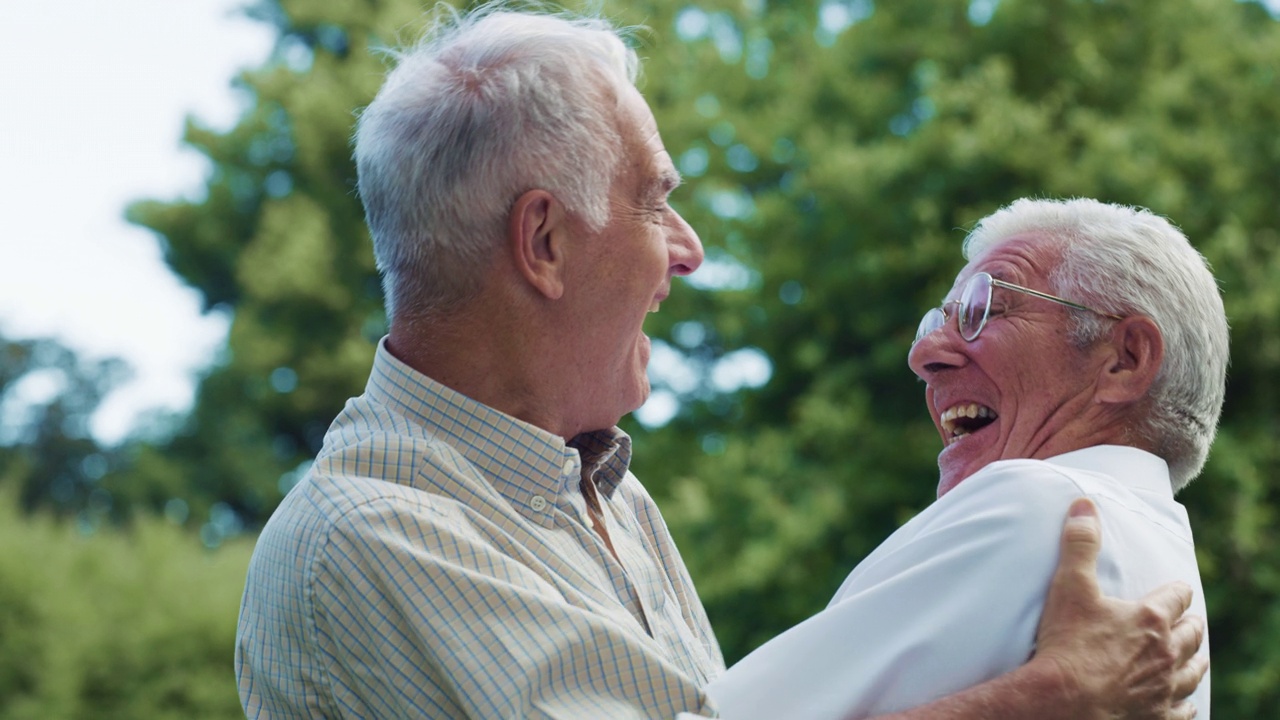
top-left (878, 499), bottom-right (1207, 720)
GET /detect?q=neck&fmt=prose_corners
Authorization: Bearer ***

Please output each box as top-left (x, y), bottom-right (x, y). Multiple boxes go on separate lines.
top-left (386, 297), bottom-right (586, 440)
top-left (1042, 404), bottom-right (1157, 461)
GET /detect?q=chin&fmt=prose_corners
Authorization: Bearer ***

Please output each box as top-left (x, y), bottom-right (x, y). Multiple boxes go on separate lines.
top-left (601, 384), bottom-right (647, 430)
top-left (935, 465), bottom-right (971, 498)
top-left (623, 385), bottom-right (651, 421)
top-left (935, 440), bottom-right (992, 497)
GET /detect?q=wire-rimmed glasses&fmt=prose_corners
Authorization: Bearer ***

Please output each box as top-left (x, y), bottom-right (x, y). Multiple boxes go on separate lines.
top-left (913, 271), bottom-right (1123, 346)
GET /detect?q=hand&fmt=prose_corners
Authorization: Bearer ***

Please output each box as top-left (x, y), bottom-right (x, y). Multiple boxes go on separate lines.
top-left (1033, 498), bottom-right (1208, 720)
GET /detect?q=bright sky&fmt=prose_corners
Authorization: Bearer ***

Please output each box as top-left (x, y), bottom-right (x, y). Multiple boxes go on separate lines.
top-left (0, 0), bottom-right (274, 443)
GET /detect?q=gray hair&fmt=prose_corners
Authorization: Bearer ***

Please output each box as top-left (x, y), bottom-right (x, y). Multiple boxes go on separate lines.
top-left (354, 3), bottom-right (640, 320)
top-left (963, 198), bottom-right (1229, 491)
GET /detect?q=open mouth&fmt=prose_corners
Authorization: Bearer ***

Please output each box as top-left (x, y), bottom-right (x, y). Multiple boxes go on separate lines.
top-left (940, 403), bottom-right (997, 445)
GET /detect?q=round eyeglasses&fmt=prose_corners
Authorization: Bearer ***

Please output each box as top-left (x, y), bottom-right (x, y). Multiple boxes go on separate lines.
top-left (913, 271), bottom-right (1123, 345)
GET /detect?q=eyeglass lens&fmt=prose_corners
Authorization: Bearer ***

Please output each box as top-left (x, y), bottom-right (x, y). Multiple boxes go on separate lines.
top-left (915, 309), bottom-right (943, 344)
top-left (958, 272), bottom-right (991, 340)
top-left (913, 272), bottom-right (998, 345)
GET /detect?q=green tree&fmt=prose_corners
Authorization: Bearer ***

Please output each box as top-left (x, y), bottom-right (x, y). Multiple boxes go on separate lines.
top-left (124, 0), bottom-right (1280, 715)
top-left (0, 333), bottom-right (129, 521)
top-left (126, 0), bottom-right (400, 528)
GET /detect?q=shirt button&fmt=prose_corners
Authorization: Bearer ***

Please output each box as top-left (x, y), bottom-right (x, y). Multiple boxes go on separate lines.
top-left (562, 459), bottom-right (576, 476)
top-left (530, 495), bottom-right (547, 511)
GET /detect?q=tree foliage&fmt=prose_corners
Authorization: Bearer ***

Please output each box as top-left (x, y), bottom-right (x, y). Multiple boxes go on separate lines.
top-left (107, 0), bottom-right (1280, 715)
top-left (0, 492), bottom-right (251, 718)
top-left (0, 334), bottom-right (129, 521)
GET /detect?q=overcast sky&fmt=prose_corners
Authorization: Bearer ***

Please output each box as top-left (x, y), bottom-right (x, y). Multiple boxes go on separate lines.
top-left (0, 0), bottom-right (274, 443)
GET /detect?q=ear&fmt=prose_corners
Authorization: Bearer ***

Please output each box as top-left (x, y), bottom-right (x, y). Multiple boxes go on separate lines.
top-left (508, 189), bottom-right (568, 300)
top-left (1094, 316), bottom-right (1164, 405)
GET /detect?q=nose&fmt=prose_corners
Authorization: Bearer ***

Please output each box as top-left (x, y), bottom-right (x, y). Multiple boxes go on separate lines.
top-left (668, 209), bottom-right (704, 276)
top-left (907, 318), bottom-right (969, 382)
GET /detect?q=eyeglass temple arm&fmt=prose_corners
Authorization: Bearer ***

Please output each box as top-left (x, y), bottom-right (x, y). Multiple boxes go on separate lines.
top-left (988, 278), bottom-right (1124, 321)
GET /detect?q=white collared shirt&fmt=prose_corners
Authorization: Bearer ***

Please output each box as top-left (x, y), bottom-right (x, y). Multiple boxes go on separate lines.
top-left (706, 445), bottom-right (1210, 719)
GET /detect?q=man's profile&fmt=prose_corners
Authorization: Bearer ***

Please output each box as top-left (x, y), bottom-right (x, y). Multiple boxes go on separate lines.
top-left (707, 197), bottom-right (1221, 719)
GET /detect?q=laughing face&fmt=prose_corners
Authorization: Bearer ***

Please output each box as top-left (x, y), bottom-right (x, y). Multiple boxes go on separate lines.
top-left (907, 236), bottom-right (1114, 496)
top-left (560, 85), bottom-right (703, 434)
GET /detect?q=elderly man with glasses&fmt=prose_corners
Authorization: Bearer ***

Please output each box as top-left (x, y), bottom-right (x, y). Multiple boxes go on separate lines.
top-left (705, 197), bottom-right (1223, 720)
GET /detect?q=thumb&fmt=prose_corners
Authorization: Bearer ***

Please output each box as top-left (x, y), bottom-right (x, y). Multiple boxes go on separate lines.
top-left (1054, 497), bottom-right (1103, 596)
top-left (1037, 498), bottom-right (1105, 648)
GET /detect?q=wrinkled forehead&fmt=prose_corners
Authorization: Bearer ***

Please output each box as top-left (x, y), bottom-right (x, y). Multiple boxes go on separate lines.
top-left (948, 233), bottom-right (1064, 297)
top-left (620, 86), bottom-right (668, 162)
top-left (614, 86), bottom-right (680, 186)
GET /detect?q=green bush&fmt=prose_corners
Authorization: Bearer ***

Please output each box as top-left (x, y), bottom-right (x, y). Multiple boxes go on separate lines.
top-left (0, 494), bottom-right (251, 719)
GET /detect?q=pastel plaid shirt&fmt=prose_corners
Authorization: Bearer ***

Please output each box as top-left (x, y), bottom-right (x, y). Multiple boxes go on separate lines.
top-left (236, 339), bottom-right (725, 718)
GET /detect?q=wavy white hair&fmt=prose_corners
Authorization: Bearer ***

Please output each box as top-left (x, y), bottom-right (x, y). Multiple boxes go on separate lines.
top-left (354, 4), bottom-right (639, 320)
top-left (963, 198), bottom-right (1229, 491)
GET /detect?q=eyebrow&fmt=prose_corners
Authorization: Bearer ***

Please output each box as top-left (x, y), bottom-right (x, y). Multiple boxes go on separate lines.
top-left (649, 167), bottom-right (682, 198)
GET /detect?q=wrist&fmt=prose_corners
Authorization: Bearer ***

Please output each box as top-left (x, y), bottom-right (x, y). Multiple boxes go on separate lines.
top-left (1019, 654), bottom-right (1103, 720)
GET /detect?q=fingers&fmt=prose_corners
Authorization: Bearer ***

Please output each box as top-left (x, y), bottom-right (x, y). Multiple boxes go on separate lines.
top-left (1052, 498), bottom-right (1103, 593)
top-left (1166, 699), bottom-right (1199, 720)
top-left (1139, 580), bottom-right (1195, 626)
top-left (1038, 498), bottom-right (1208, 720)
top-left (1170, 652), bottom-right (1209, 703)
top-left (1170, 614), bottom-right (1206, 663)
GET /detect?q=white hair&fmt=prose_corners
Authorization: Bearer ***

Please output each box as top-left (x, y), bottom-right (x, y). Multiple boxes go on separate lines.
top-left (353, 3), bottom-right (640, 319)
top-left (963, 198), bottom-right (1229, 491)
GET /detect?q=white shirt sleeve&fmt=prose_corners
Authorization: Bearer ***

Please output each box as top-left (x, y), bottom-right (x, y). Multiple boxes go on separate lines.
top-left (705, 462), bottom-right (1088, 720)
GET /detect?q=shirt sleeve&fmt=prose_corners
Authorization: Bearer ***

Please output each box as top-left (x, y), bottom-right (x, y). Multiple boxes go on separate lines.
top-left (705, 462), bottom-right (1087, 720)
top-left (311, 493), bottom-right (714, 719)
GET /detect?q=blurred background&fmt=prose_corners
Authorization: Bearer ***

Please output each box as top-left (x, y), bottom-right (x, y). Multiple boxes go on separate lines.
top-left (2, 0), bottom-right (1278, 716)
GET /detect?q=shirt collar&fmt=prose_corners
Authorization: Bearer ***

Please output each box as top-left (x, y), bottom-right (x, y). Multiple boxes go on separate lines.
top-left (365, 337), bottom-right (632, 521)
top-left (570, 428), bottom-right (632, 500)
top-left (1044, 445), bottom-right (1173, 497)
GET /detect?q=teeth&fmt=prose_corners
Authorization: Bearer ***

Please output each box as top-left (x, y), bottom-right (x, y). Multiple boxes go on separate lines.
top-left (939, 402), bottom-right (996, 444)
top-left (649, 300), bottom-right (661, 313)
